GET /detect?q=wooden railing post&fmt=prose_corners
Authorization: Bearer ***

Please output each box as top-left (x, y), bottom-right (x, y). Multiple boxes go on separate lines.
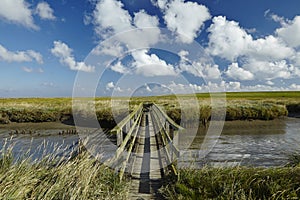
top-left (173, 128), bottom-right (179, 153)
top-left (169, 125), bottom-right (174, 139)
top-left (126, 121), bottom-right (130, 135)
top-left (116, 129), bottom-right (122, 146)
top-left (165, 121), bottom-right (168, 133)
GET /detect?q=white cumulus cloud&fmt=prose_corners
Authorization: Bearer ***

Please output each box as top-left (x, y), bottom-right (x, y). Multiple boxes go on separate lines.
top-left (161, 0), bottom-right (211, 43)
top-left (225, 63), bottom-right (254, 81)
top-left (207, 16), bottom-right (294, 62)
top-left (276, 16), bottom-right (300, 48)
top-left (243, 59), bottom-right (292, 80)
top-left (106, 82), bottom-right (114, 90)
top-left (207, 16), bottom-right (298, 81)
top-left (92, 0), bottom-right (161, 50)
top-left (151, 0), bottom-right (168, 9)
top-left (93, 0), bottom-right (132, 37)
top-left (35, 2), bottom-right (56, 20)
top-left (106, 81), bottom-right (122, 92)
top-left (207, 16), bottom-right (253, 61)
top-left (134, 10), bottom-right (159, 28)
top-left (248, 35), bottom-right (294, 61)
top-left (289, 83), bottom-right (300, 90)
top-left (132, 49), bottom-right (177, 77)
top-left (0, 0), bottom-right (38, 29)
top-left (51, 41), bottom-right (94, 72)
top-left (178, 50), bottom-right (221, 80)
top-left (225, 81), bottom-right (241, 91)
top-left (293, 52), bottom-right (300, 67)
top-left (110, 61), bottom-right (128, 74)
top-left (0, 44), bottom-right (43, 63)
top-left (266, 80), bottom-right (274, 85)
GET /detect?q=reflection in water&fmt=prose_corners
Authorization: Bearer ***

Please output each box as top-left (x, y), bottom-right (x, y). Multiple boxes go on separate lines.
top-left (1, 118), bottom-right (300, 168)
top-left (0, 126), bottom-right (116, 162)
top-left (178, 118), bottom-right (300, 168)
top-left (0, 131), bottom-right (80, 161)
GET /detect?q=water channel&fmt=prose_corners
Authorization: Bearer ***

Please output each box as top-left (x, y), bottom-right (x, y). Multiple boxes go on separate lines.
top-left (0, 118), bottom-right (299, 168)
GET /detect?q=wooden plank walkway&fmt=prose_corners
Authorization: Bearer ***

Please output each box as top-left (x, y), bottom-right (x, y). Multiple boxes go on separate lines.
top-left (108, 103), bottom-right (181, 199)
top-left (129, 111), bottom-right (165, 200)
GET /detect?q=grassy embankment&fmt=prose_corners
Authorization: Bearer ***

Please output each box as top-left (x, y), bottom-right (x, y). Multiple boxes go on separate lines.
top-left (160, 164), bottom-right (300, 199)
top-left (1, 91), bottom-right (299, 126)
top-left (0, 145), bottom-right (129, 199)
top-left (0, 98), bottom-right (126, 128)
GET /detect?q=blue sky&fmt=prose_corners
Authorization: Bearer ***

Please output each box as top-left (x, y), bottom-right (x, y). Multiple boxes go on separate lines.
top-left (1, 0), bottom-right (300, 97)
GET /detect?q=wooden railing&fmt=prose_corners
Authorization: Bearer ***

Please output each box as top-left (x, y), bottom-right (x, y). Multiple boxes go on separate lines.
top-left (109, 102), bottom-right (183, 180)
top-left (110, 103), bottom-right (144, 146)
top-left (150, 103), bottom-right (183, 176)
top-left (109, 103), bottom-right (144, 179)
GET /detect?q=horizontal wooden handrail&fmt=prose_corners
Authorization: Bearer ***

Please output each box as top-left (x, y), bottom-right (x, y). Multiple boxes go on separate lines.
top-left (110, 110), bottom-right (143, 161)
top-left (152, 103), bottom-right (184, 130)
top-left (150, 108), bottom-right (179, 176)
top-left (151, 108), bottom-right (180, 156)
top-left (110, 103), bottom-right (143, 134)
top-left (118, 112), bottom-right (143, 180)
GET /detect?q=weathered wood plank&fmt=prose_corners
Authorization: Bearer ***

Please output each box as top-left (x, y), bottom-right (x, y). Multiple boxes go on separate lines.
top-left (108, 103), bottom-right (183, 199)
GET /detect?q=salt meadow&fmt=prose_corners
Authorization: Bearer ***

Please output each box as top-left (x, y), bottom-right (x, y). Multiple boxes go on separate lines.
top-left (2, 91), bottom-right (299, 125)
top-left (1, 91), bottom-right (300, 199)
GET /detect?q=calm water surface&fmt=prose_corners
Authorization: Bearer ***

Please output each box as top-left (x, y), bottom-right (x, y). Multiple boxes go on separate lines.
top-left (178, 118), bottom-right (300, 167)
top-left (0, 118), bottom-right (300, 167)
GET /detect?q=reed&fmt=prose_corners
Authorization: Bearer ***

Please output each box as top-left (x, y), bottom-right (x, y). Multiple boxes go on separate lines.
top-left (0, 143), bottom-right (129, 199)
top-left (160, 165), bottom-right (300, 199)
top-left (0, 91), bottom-right (299, 125)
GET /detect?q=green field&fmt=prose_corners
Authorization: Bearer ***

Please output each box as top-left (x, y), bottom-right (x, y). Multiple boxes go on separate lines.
top-left (0, 91), bottom-right (300, 126)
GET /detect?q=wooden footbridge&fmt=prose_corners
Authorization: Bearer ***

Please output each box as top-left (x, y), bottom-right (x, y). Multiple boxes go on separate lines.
top-left (109, 103), bottom-right (182, 199)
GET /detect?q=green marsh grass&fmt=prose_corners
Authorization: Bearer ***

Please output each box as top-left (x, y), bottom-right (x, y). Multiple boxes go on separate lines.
top-left (0, 91), bottom-right (299, 126)
top-left (0, 143), bottom-right (129, 200)
top-left (160, 166), bottom-right (300, 199)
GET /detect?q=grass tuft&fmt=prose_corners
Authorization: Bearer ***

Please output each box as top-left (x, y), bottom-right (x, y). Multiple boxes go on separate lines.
top-left (160, 166), bottom-right (300, 199)
top-left (0, 144), bottom-right (129, 199)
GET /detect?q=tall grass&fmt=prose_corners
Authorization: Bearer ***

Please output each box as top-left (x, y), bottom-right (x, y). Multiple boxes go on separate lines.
top-left (160, 166), bottom-right (300, 199)
top-left (0, 144), bottom-right (129, 199)
top-left (0, 91), bottom-right (299, 125)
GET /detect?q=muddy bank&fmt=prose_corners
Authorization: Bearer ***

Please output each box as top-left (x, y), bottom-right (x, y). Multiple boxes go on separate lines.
top-left (0, 122), bottom-right (74, 130)
top-left (0, 109), bottom-right (121, 129)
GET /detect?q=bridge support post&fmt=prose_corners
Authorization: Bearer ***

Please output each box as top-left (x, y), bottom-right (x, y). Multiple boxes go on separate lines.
top-left (173, 129), bottom-right (179, 153)
top-left (165, 121), bottom-right (169, 134)
top-left (170, 127), bottom-right (179, 161)
top-left (116, 129), bottom-right (123, 146)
